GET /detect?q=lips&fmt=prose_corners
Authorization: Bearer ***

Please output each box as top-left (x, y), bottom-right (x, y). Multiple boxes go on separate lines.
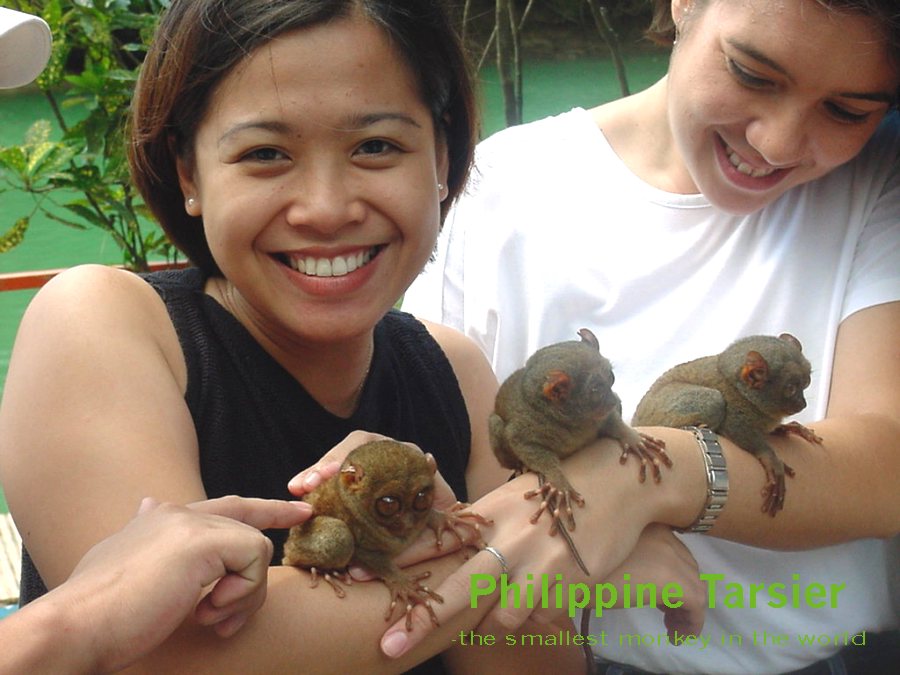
top-left (715, 134), bottom-right (791, 191)
top-left (724, 144), bottom-right (777, 178)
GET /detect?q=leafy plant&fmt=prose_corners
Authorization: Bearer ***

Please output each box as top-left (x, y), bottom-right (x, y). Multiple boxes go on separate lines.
top-left (0, 0), bottom-right (174, 271)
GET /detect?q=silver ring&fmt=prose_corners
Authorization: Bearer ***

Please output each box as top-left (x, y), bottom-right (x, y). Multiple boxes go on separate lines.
top-left (483, 545), bottom-right (509, 575)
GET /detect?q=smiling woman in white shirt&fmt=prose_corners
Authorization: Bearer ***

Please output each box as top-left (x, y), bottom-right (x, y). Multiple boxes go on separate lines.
top-left (404, 1), bottom-right (900, 673)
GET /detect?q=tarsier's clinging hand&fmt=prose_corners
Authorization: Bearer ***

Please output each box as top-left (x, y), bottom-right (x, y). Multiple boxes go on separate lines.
top-left (632, 333), bottom-right (822, 516)
top-left (282, 440), bottom-right (490, 630)
top-left (489, 328), bottom-right (670, 570)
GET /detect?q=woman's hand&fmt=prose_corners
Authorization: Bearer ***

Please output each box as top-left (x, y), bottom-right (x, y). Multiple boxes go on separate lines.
top-left (379, 464), bottom-right (647, 657)
top-left (379, 431), bottom-right (708, 660)
top-left (286, 430), bottom-right (385, 496)
top-left (51, 496), bottom-right (313, 673)
top-left (592, 524), bottom-right (706, 638)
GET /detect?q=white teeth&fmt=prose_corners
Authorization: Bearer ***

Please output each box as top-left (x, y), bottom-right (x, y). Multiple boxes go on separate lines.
top-left (286, 248), bottom-right (377, 277)
top-left (725, 146), bottom-right (776, 178)
top-left (315, 259), bottom-right (332, 277)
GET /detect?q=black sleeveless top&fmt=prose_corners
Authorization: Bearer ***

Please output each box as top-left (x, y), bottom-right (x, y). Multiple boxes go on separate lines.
top-left (20, 268), bottom-right (471, 673)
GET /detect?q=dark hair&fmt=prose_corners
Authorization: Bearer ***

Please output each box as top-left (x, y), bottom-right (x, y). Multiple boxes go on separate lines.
top-left (647, 0), bottom-right (900, 83)
top-left (128, 0), bottom-right (478, 275)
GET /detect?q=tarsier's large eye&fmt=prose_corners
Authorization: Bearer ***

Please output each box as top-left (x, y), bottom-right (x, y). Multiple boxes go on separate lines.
top-left (376, 496), bottom-right (401, 517)
top-left (412, 489), bottom-right (433, 512)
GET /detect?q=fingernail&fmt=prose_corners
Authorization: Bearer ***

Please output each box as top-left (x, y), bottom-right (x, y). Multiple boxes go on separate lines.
top-left (288, 472), bottom-right (317, 492)
top-left (348, 565), bottom-right (373, 581)
top-left (291, 501), bottom-right (313, 514)
top-left (382, 630), bottom-right (409, 658)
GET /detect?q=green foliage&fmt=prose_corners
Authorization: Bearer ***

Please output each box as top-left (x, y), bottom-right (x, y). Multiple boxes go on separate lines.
top-left (0, 0), bottom-right (174, 271)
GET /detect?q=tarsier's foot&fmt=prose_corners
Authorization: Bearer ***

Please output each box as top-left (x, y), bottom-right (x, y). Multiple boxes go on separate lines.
top-left (757, 455), bottom-right (795, 516)
top-left (383, 571), bottom-right (445, 631)
top-left (773, 421), bottom-right (823, 445)
top-left (308, 567), bottom-right (352, 598)
top-left (524, 475), bottom-right (584, 534)
top-left (429, 502), bottom-right (493, 555)
top-left (618, 433), bottom-right (672, 484)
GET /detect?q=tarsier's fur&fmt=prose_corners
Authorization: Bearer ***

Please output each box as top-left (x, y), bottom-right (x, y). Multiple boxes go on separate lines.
top-left (489, 329), bottom-right (670, 574)
top-left (282, 440), bottom-right (489, 629)
top-left (632, 334), bottom-right (822, 515)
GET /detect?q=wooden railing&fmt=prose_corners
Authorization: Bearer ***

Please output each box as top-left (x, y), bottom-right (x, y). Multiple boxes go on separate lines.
top-left (1, 512), bottom-right (21, 605)
top-left (0, 260), bottom-right (190, 292)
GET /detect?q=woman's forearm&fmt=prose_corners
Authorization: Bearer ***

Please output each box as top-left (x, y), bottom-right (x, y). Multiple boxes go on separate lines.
top-left (0, 594), bottom-right (97, 675)
top-left (606, 419), bottom-right (900, 550)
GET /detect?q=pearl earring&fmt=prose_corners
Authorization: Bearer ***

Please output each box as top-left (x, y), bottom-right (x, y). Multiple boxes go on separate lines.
top-left (186, 197), bottom-right (196, 211)
top-left (437, 183), bottom-right (445, 192)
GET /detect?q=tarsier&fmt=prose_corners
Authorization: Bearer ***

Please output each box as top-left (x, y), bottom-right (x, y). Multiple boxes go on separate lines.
top-left (282, 439), bottom-right (490, 629)
top-left (632, 333), bottom-right (822, 516)
top-left (489, 328), bottom-right (670, 573)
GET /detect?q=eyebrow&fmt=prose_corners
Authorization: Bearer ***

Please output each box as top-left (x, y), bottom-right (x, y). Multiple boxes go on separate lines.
top-left (727, 38), bottom-right (896, 105)
top-left (342, 112), bottom-right (423, 131)
top-left (218, 120), bottom-right (291, 147)
top-left (217, 113), bottom-right (422, 146)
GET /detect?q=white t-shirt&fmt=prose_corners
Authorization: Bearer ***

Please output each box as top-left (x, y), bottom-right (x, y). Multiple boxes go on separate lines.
top-left (404, 108), bottom-right (900, 674)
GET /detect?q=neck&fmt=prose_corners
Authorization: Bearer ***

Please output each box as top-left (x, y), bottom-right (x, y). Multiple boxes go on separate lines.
top-left (590, 76), bottom-right (698, 194)
top-left (207, 277), bottom-right (375, 418)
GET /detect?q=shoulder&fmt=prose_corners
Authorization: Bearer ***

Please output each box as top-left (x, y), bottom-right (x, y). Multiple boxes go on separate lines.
top-left (17, 264), bottom-right (186, 389)
top-left (418, 319), bottom-right (491, 372)
top-left (379, 310), bottom-right (489, 378)
top-left (471, 108), bottom-right (597, 177)
top-left (23, 264), bottom-right (167, 331)
top-left (453, 108), bottom-right (604, 224)
top-left (418, 318), bottom-right (505, 498)
top-left (418, 319), bottom-right (498, 429)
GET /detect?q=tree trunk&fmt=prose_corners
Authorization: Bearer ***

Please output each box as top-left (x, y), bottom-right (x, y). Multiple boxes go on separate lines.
top-left (495, 0), bottom-right (522, 126)
top-left (586, 0), bottom-right (630, 97)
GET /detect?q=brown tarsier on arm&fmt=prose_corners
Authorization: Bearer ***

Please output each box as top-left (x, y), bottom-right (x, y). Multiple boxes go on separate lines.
top-left (632, 333), bottom-right (823, 516)
top-left (489, 328), bottom-right (670, 574)
top-left (282, 440), bottom-right (490, 630)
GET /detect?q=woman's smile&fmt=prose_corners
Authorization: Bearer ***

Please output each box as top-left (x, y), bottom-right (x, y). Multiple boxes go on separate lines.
top-left (278, 245), bottom-right (384, 279)
top-left (713, 133), bottom-right (791, 192)
top-left (271, 244), bottom-right (386, 297)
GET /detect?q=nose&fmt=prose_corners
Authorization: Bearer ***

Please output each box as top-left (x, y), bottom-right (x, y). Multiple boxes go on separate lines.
top-left (745, 106), bottom-right (811, 168)
top-left (283, 163), bottom-right (367, 234)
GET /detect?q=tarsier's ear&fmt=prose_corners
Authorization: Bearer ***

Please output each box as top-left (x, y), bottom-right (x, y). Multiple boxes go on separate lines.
top-left (741, 351), bottom-right (769, 389)
top-left (778, 333), bottom-right (802, 352)
top-left (543, 370), bottom-right (572, 402)
top-left (425, 453), bottom-right (437, 475)
top-left (341, 463), bottom-right (363, 488)
top-left (578, 328), bottom-right (599, 351)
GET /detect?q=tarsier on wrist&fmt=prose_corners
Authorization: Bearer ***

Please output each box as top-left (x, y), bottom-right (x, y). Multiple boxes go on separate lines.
top-left (678, 426), bottom-right (728, 533)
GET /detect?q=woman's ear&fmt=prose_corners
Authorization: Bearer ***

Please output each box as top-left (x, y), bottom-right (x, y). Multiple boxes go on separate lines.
top-left (436, 120), bottom-right (450, 202)
top-left (176, 155), bottom-right (202, 216)
top-left (671, 0), bottom-right (695, 32)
